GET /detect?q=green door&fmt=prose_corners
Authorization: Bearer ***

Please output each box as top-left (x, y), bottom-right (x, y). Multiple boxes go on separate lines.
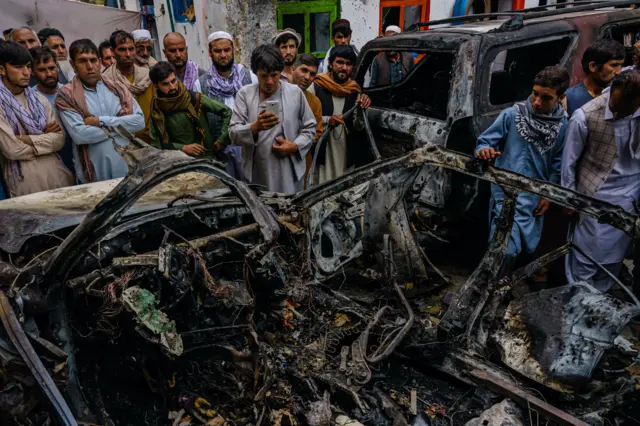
top-left (277, 0), bottom-right (339, 59)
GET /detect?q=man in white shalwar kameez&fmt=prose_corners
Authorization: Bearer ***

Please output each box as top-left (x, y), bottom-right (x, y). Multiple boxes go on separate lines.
top-left (229, 44), bottom-right (316, 194)
top-left (562, 71), bottom-right (640, 291)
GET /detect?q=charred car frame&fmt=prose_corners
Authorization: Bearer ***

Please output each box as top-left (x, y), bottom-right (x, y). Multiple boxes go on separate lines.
top-left (0, 116), bottom-right (638, 424)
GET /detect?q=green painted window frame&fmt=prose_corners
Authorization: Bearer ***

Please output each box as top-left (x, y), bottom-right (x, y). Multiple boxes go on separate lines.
top-left (276, 0), bottom-right (339, 59)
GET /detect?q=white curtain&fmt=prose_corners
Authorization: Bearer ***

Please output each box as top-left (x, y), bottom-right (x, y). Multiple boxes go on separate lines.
top-left (0, 0), bottom-right (141, 46)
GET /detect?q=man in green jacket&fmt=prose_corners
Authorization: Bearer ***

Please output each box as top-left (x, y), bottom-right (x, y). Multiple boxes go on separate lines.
top-left (149, 61), bottom-right (231, 157)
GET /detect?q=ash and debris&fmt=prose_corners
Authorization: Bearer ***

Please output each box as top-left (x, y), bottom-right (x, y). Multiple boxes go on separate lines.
top-left (1, 142), bottom-right (640, 426)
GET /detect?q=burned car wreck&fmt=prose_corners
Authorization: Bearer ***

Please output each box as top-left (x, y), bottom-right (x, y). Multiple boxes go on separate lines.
top-left (1, 127), bottom-right (640, 426)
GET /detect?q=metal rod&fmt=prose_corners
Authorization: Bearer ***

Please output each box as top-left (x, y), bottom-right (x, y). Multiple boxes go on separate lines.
top-left (361, 107), bottom-right (381, 161)
top-left (509, 0), bottom-right (612, 13)
top-left (306, 105), bottom-right (359, 189)
top-left (470, 369), bottom-right (590, 426)
top-left (511, 244), bottom-right (572, 286)
top-left (410, 0), bottom-right (639, 31)
top-left (409, 12), bottom-right (524, 30)
top-left (569, 243), bottom-right (640, 307)
top-left (0, 290), bottom-right (77, 426)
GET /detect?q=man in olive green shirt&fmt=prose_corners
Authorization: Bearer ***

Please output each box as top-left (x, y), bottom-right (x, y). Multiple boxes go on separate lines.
top-left (149, 61), bottom-right (231, 157)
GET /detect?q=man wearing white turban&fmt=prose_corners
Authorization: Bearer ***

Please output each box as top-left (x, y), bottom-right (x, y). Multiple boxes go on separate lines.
top-left (131, 29), bottom-right (158, 69)
top-left (198, 31), bottom-right (257, 180)
top-left (370, 25), bottom-right (415, 86)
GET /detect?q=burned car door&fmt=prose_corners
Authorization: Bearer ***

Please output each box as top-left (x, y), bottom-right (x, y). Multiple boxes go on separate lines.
top-left (358, 37), bottom-right (482, 226)
top-left (473, 31), bottom-right (578, 138)
top-left (360, 37), bottom-right (477, 154)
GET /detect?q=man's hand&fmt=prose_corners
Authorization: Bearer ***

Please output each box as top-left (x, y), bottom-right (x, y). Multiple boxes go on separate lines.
top-left (535, 199), bottom-right (551, 216)
top-left (476, 147), bottom-right (501, 161)
top-left (83, 116), bottom-right (100, 127)
top-left (272, 138), bottom-right (298, 158)
top-left (17, 135), bottom-right (33, 146)
top-left (328, 114), bottom-right (344, 128)
top-left (45, 121), bottom-right (61, 133)
top-left (182, 144), bottom-right (205, 157)
top-left (251, 110), bottom-right (279, 134)
top-left (213, 141), bottom-right (225, 152)
top-left (357, 94), bottom-right (372, 109)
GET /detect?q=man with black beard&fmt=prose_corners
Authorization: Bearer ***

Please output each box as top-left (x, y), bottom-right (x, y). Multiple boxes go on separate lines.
top-left (370, 26), bottom-right (414, 87)
top-left (31, 47), bottom-right (61, 105)
top-left (313, 45), bottom-right (371, 183)
top-left (0, 42), bottom-right (73, 197)
top-left (149, 61), bottom-right (231, 158)
top-left (198, 31), bottom-right (257, 179)
top-left (272, 28), bottom-right (301, 83)
top-left (30, 46), bottom-right (74, 174)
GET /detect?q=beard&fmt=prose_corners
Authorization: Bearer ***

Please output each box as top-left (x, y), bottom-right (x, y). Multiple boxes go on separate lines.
top-left (331, 69), bottom-right (349, 84)
top-left (594, 75), bottom-right (613, 88)
top-left (159, 88), bottom-right (179, 98)
top-left (284, 56), bottom-right (295, 66)
top-left (40, 77), bottom-right (59, 90)
top-left (136, 56), bottom-right (149, 65)
top-left (214, 57), bottom-right (234, 73)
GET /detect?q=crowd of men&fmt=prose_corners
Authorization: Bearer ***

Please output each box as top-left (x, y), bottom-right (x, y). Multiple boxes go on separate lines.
top-left (0, 19), bottom-right (380, 199)
top-left (0, 20), bottom-right (638, 292)
top-left (476, 38), bottom-right (640, 292)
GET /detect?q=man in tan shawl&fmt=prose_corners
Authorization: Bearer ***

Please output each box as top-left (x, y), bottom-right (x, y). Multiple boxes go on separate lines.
top-left (313, 45), bottom-right (371, 183)
top-left (103, 30), bottom-right (155, 143)
top-left (57, 39), bottom-right (144, 183)
top-left (0, 41), bottom-right (73, 197)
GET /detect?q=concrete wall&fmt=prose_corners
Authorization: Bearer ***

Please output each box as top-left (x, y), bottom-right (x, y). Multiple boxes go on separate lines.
top-left (341, 0), bottom-right (380, 50)
top-left (142, 0), bottom-right (550, 69)
top-left (208, 0), bottom-right (278, 67)
top-left (430, 0), bottom-right (457, 21)
top-left (150, 0), bottom-right (276, 70)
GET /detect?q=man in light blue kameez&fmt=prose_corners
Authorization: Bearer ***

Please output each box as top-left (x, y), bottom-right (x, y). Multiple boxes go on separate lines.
top-left (475, 66), bottom-right (570, 275)
top-left (56, 39), bottom-right (144, 184)
top-left (562, 71), bottom-right (640, 291)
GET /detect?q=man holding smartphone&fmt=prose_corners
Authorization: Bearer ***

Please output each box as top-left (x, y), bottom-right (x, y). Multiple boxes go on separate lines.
top-left (229, 44), bottom-right (316, 193)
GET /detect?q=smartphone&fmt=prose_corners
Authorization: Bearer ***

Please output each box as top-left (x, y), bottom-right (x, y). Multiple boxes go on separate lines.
top-left (265, 100), bottom-right (280, 117)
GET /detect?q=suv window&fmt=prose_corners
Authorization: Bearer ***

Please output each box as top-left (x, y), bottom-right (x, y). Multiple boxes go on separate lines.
top-left (606, 23), bottom-right (640, 66)
top-left (365, 50), bottom-right (454, 120)
top-left (488, 36), bottom-right (573, 106)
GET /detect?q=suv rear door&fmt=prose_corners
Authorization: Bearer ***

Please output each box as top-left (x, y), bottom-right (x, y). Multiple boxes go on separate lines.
top-left (473, 29), bottom-right (578, 140)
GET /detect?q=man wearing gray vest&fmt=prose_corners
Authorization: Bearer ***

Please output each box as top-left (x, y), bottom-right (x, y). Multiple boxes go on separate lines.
top-left (199, 31), bottom-right (257, 180)
top-left (562, 71), bottom-right (640, 291)
top-left (370, 25), bottom-right (414, 87)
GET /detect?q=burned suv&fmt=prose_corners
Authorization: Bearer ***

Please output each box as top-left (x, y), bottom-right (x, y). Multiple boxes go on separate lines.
top-left (357, 0), bottom-right (640, 229)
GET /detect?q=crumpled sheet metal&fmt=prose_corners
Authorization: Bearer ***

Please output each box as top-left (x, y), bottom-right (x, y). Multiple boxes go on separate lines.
top-left (307, 183), bottom-right (368, 276)
top-left (43, 147), bottom-right (281, 287)
top-left (363, 167), bottom-right (427, 283)
top-left (493, 282), bottom-right (640, 390)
